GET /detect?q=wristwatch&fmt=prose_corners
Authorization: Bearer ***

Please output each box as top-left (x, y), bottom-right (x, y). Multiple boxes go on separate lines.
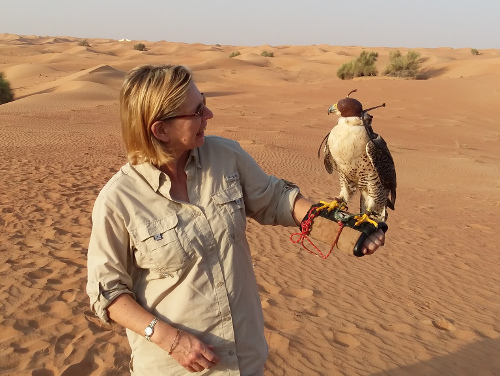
top-left (145, 317), bottom-right (159, 342)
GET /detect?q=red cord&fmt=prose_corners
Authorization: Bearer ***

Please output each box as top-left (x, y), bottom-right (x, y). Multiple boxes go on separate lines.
top-left (290, 207), bottom-right (344, 259)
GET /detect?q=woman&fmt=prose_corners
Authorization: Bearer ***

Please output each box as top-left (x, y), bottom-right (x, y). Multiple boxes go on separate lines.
top-left (86, 64), bottom-right (384, 375)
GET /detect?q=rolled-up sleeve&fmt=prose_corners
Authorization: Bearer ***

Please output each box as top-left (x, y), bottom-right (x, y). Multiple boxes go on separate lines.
top-left (86, 188), bottom-right (135, 323)
top-left (236, 143), bottom-right (300, 227)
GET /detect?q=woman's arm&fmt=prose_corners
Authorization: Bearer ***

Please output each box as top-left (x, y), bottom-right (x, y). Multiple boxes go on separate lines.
top-left (107, 294), bottom-right (220, 372)
top-left (292, 194), bottom-right (385, 255)
top-left (292, 194), bottom-right (315, 225)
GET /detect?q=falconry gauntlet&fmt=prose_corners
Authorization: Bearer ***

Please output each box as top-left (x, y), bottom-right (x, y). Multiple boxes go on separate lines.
top-left (301, 203), bottom-right (388, 257)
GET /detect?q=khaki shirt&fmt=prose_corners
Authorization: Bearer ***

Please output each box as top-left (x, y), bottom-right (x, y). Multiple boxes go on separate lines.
top-left (87, 136), bottom-right (300, 375)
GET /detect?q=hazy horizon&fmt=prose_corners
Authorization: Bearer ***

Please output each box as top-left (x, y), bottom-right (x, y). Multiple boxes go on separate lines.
top-left (1, 0), bottom-right (499, 49)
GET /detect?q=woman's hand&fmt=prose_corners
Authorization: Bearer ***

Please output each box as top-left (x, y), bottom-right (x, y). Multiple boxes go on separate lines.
top-left (106, 295), bottom-right (220, 372)
top-left (167, 329), bottom-right (220, 372)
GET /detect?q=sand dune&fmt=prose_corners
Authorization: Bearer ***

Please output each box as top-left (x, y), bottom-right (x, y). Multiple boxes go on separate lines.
top-left (0, 33), bottom-right (499, 376)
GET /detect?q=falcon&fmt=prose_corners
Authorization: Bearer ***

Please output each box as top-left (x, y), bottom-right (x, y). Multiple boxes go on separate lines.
top-left (320, 90), bottom-right (397, 227)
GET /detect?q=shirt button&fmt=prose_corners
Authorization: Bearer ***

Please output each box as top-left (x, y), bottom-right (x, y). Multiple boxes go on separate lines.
top-left (223, 316), bottom-right (231, 322)
top-left (228, 350), bottom-right (235, 356)
top-left (187, 176), bottom-right (193, 181)
top-left (216, 281), bottom-right (224, 288)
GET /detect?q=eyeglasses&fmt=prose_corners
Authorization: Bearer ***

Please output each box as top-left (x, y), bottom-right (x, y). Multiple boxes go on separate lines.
top-left (161, 93), bottom-right (206, 121)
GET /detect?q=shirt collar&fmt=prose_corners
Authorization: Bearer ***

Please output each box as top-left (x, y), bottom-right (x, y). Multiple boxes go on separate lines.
top-left (132, 162), bottom-right (163, 192)
top-left (187, 147), bottom-right (202, 169)
top-left (131, 148), bottom-right (202, 192)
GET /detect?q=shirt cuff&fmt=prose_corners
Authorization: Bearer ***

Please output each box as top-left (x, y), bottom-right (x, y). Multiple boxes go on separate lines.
top-left (278, 181), bottom-right (301, 227)
top-left (86, 280), bottom-right (134, 323)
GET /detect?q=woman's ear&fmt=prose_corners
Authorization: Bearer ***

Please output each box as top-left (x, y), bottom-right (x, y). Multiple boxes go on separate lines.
top-left (151, 121), bottom-right (169, 142)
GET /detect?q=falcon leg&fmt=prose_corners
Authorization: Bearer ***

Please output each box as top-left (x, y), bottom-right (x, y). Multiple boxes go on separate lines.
top-left (318, 197), bottom-right (347, 212)
top-left (354, 211), bottom-right (379, 227)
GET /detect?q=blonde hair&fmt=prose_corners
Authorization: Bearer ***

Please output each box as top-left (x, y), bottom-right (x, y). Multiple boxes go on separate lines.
top-left (119, 64), bottom-right (192, 166)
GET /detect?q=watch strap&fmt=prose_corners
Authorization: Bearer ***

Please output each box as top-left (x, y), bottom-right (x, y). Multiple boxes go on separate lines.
top-left (145, 317), bottom-right (159, 341)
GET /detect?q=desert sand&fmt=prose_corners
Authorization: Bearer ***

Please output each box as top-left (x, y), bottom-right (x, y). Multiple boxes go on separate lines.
top-left (0, 33), bottom-right (499, 376)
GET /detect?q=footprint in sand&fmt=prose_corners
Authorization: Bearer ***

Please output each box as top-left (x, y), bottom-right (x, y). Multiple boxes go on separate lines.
top-left (59, 290), bottom-right (77, 303)
top-left (265, 330), bottom-right (290, 351)
top-left (40, 300), bottom-right (73, 319)
top-left (381, 322), bottom-right (413, 334)
top-left (84, 310), bottom-right (114, 333)
top-left (60, 347), bottom-right (98, 376)
top-left (0, 263), bottom-right (11, 273)
top-left (47, 278), bottom-right (63, 286)
top-left (261, 301), bottom-right (270, 309)
top-left (303, 305), bottom-right (328, 318)
top-left (258, 282), bottom-right (281, 295)
top-left (13, 319), bottom-right (39, 334)
top-left (0, 320), bottom-right (20, 341)
top-left (280, 288), bottom-right (313, 298)
top-left (12, 343), bottom-right (30, 354)
top-left (27, 268), bottom-right (52, 280)
top-left (331, 332), bottom-right (361, 348)
top-left (450, 329), bottom-right (476, 340)
top-left (54, 333), bottom-right (76, 355)
top-left (432, 318), bottom-right (455, 331)
top-left (32, 369), bottom-right (54, 376)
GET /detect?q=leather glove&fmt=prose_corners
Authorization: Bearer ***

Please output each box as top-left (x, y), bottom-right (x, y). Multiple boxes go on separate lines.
top-left (298, 203), bottom-right (388, 257)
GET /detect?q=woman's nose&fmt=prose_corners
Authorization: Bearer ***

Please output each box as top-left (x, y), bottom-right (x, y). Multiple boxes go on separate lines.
top-left (203, 105), bottom-right (214, 120)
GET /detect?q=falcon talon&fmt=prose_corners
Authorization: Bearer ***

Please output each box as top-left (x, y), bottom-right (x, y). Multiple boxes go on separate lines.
top-left (318, 199), bottom-right (343, 212)
top-left (354, 214), bottom-right (379, 228)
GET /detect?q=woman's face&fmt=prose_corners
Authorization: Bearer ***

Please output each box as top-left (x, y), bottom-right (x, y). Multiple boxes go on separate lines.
top-left (165, 83), bottom-right (213, 156)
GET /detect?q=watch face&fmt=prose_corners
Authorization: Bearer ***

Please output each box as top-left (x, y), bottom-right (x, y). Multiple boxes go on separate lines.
top-left (145, 327), bottom-right (153, 336)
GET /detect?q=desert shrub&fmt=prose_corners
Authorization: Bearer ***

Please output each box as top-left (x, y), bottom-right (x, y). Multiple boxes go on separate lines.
top-left (134, 43), bottom-right (147, 51)
top-left (215, 44), bottom-right (221, 47)
top-left (261, 50), bottom-right (274, 57)
top-left (471, 48), bottom-right (479, 55)
top-left (78, 39), bottom-right (90, 47)
top-left (0, 72), bottom-right (14, 105)
top-left (229, 51), bottom-right (241, 58)
top-left (337, 51), bottom-right (378, 80)
top-left (383, 50), bottom-right (424, 79)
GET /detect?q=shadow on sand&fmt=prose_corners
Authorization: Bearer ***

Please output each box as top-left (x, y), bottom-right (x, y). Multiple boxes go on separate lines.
top-left (370, 336), bottom-right (500, 376)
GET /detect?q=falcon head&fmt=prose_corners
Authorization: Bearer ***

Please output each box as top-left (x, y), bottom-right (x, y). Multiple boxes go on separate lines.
top-left (327, 89), bottom-right (363, 117)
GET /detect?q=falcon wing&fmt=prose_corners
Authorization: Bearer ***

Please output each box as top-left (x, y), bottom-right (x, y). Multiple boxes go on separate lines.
top-left (323, 142), bottom-right (336, 174)
top-left (366, 134), bottom-right (397, 209)
top-left (318, 131), bottom-right (336, 174)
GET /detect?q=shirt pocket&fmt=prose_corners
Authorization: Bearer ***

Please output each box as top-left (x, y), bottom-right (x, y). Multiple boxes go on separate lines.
top-left (212, 184), bottom-right (245, 212)
top-left (134, 213), bottom-right (193, 276)
top-left (212, 183), bottom-right (246, 237)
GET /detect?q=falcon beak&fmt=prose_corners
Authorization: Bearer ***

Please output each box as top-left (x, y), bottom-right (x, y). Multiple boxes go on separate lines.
top-left (327, 103), bottom-right (338, 115)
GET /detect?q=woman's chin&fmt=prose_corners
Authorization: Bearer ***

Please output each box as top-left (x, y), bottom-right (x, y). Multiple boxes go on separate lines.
top-left (195, 133), bottom-right (205, 145)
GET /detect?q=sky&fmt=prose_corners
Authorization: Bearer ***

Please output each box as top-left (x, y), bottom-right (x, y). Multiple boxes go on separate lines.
top-left (1, 0), bottom-right (499, 49)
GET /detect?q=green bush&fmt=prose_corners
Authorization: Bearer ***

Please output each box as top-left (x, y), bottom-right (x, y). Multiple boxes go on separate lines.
top-left (78, 39), bottom-right (90, 47)
top-left (383, 50), bottom-right (423, 79)
top-left (134, 43), bottom-right (147, 51)
top-left (261, 50), bottom-right (274, 57)
top-left (229, 51), bottom-right (241, 58)
top-left (471, 48), bottom-right (479, 55)
top-left (337, 51), bottom-right (378, 80)
top-left (0, 72), bottom-right (14, 105)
